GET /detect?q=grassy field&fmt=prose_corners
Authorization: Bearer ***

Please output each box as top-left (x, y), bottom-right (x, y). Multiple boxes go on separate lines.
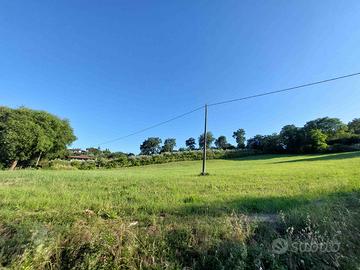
top-left (1, 152), bottom-right (360, 269)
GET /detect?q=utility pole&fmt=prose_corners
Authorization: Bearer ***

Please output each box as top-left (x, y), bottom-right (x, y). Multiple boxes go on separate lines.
top-left (201, 104), bottom-right (208, 175)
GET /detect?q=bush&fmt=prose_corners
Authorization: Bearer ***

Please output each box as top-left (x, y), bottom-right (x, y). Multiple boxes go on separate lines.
top-left (328, 144), bottom-right (360, 153)
top-left (40, 150), bottom-right (256, 170)
top-left (328, 134), bottom-right (360, 145)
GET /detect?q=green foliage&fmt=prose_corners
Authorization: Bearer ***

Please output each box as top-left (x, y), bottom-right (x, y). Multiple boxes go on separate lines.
top-left (247, 134), bottom-right (283, 153)
top-left (308, 129), bottom-right (328, 152)
top-left (185, 137), bottom-right (196, 150)
top-left (246, 116), bottom-right (359, 154)
top-left (215, 135), bottom-right (229, 150)
top-left (327, 133), bottom-right (360, 145)
top-left (140, 137), bottom-right (162, 155)
top-left (198, 132), bottom-right (215, 149)
top-left (232, 128), bottom-right (246, 149)
top-left (246, 135), bottom-right (265, 151)
top-left (348, 118), bottom-right (360, 134)
top-left (42, 150), bottom-right (255, 170)
top-left (162, 138), bottom-right (176, 153)
top-left (0, 106), bottom-right (76, 168)
top-left (304, 117), bottom-right (347, 138)
top-left (280, 125), bottom-right (305, 153)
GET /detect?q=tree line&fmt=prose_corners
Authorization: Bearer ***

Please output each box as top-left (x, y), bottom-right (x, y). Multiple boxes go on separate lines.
top-left (1, 106), bottom-right (359, 169)
top-left (139, 117), bottom-right (360, 155)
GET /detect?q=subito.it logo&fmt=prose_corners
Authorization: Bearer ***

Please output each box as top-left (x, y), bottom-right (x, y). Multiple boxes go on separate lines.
top-left (272, 238), bottom-right (289, 254)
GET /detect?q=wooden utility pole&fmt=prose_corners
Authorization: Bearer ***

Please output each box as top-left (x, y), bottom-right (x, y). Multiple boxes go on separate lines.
top-left (201, 104), bottom-right (208, 175)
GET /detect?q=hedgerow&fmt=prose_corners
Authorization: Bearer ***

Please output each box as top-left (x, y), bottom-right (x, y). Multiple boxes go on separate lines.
top-left (42, 150), bottom-right (257, 170)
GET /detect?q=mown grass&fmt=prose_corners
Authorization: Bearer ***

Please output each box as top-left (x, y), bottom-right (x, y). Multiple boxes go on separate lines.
top-left (0, 152), bottom-right (360, 269)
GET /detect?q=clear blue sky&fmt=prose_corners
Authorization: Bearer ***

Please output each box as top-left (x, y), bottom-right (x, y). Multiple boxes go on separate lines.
top-left (1, 1), bottom-right (360, 153)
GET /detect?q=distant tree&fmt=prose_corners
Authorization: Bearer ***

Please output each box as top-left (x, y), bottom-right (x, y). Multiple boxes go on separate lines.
top-left (246, 135), bottom-right (265, 151)
top-left (198, 132), bottom-right (215, 149)
top-left (280, 125), bottom-right (305, 153)
top-left (140, 137), bottom-right (162, 155)
top-left (215, 135), bottom-right (228, 150)
top-left (262, 133), bottom-right (283, 153)
top-left (232, 129), bottom-right (246, 149)
top-left (0, 107), bottom-right (76, 169)
top-left (86, 147), bottom-right (102, 157)
top-left (108, 151), bottom-right (128, 159)
top-left (247, 134), bottom-right (283, 153)
top-left (308, 129), bottom-right (328, 152)
top-left (185, 137), bottom-right (196, 150)
top-left (162, 138), bottom-right (176, 153)
top-left (304, 117), bottom-right (347, 138)
top-left (348, 118), bottom-right (360, 134)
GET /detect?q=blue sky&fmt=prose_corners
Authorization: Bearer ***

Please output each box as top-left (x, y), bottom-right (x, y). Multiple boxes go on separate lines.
top-left (1, 1), bottom-right (360, 153)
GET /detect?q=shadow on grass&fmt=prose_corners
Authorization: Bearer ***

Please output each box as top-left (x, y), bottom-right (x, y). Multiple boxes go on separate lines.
top-left (166, 190), bottom-right (360, 218)
top-left (273, 151), bottom-right (360, 164)
top-left (227, 154), bottom-right (296, 161)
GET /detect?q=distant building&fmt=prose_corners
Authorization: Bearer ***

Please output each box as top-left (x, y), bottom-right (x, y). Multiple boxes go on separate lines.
top-left (68, 148), bottom-right (86, 155)
top-left (67, 155), bottom-right (93, 160)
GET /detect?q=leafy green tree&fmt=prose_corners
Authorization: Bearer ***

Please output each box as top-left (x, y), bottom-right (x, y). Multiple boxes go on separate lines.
top-left (246, 135), bottom-right (265, 151)
top-left (247, 134), bottom-right (283, 153)
top-left (280, 125), bottom-right (305, 153)
top-left (215, 135), bottom-right (228, 150)
top-left (262, 134), bottom-right (283, 153)
top-left (140, 137), bottom-right (162, 155)
top-left (162, 138), bottom-right (176, 153)
top-left (232, 129), bottom-right (246, 149)
top-left (185, 137), bottom-right (196, 150)
top-left (31, 109), bottom-right (76, 163)
top-left (304, 117), bottom-right (347, 138)
top-left (348, 118), bottom-right (360, 134)
top-left (0, 107), bottom-right (76, 169)
top-left (308, 129), bottom-right (328, 152)
top-left (198, 132), bottom-right (215, 149)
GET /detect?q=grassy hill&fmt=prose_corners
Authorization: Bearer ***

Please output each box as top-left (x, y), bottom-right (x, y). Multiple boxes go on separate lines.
top-left (1, 152), bottom-right (360, 269)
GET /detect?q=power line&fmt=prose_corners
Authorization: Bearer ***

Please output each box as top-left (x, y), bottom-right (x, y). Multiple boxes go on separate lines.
top-left (208, 72), bottom-right (360, 107)
top-left (98, 71), bottom-right (360, 146)
top-left (98, 105), bottom-right (204, 146)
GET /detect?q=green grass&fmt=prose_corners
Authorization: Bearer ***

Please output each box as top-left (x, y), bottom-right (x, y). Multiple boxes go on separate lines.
top-left (1, 152), bottom-right (360, 269)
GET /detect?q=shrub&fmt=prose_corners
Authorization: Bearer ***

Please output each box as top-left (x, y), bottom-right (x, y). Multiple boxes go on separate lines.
top-left (328, 134), bottom-right (360, 145)
top-left (40, 150), bottom-right (256, 170)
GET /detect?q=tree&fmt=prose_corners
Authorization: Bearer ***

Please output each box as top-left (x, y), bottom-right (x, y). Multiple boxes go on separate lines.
top-left (308, 129), bottom-right (328, 152)
top-left (262, 133), bottom-right (283, 153)
top-left (162, 138), bottom-right (176, 153)
top-left (246, 135), bottom-right (265, 151)
top-left (232, 129), bottom-right (246, 149)
top-left (348, 118), bottom-right (360, 134)
top-left (31, 109), bottom-right (76, 161)
top-left (0, 107), bottom-right (76, 169)
top-left (304, 117), bottom-right (347, 138)
top-left (198, 132), bottom-right (215, 149)
top-left (247, 134), bottom-right (283, 153)
top-left (280, 125), bottom-right (305, 153)
top-left (140, 137), bottom-right (162, 155)
top-left (215, 135), bottom-right (228, 150)
top-left (185, 137), bottom-right (196, 150)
